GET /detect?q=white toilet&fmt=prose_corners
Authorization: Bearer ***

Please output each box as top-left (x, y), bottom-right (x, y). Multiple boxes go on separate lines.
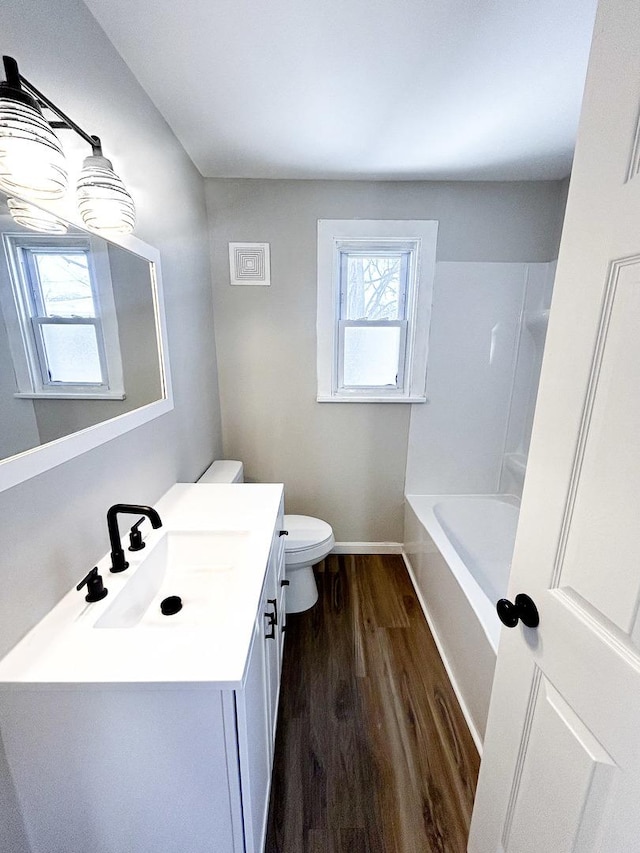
top-left (280, 514), bottom-right (334, 612)
top-left (197, 460), bottom-right (334, 613)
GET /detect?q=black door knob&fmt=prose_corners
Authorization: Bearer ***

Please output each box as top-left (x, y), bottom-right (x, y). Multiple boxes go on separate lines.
top-left (496, 593), bottom-right (539, 628)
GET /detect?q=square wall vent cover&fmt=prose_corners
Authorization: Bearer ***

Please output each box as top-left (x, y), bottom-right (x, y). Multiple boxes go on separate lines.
top-left (229, 242), bottom-right (271, 286)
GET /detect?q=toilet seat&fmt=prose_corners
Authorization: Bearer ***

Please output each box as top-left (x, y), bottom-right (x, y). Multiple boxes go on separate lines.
top-left (284, 515), bottom-right (333, 553)
top-left (283, 515), bottom-right (334, 568)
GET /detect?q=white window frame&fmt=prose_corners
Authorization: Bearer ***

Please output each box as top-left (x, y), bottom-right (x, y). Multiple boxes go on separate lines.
top-left (317, 219), bottom-right (438, 402)
top-left (1, 233), bottom-right (125, 400)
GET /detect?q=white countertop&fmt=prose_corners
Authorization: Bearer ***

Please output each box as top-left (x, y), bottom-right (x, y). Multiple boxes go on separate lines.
top-left (0, 483), bottom-right (284, 691)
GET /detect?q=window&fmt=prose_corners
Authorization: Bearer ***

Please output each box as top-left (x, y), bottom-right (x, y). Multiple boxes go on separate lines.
top-left (317, 220), bottom-right (437, 402)
top-left (2, 234), bottom-right (124, 399)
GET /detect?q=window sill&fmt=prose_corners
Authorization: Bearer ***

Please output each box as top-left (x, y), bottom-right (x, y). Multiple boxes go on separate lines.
top-left (14, 392), bottom-right (126, 401)
top-left (317, 395), bottom-right (427, 404)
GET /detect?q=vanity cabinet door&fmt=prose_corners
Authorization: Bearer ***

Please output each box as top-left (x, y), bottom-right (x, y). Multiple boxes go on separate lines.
top-left (235, 613), bottom-right (272, 853)
top-left (265, 533), bottom-right (284, 748)
top-left (0, 686), bottom-right (240, 853)
top-left (235, 530), bottom-right (284, 853)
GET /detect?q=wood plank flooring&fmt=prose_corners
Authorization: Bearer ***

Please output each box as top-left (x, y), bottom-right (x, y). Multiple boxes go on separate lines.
top-left (265, 554), bottom-right (480, 853)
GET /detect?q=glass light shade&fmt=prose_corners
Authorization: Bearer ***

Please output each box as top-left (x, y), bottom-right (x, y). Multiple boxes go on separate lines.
top-left (76, 154), bottom-right (135, 235)
top-left (7, 197), bottom-right (68, 234)
top-left (0, 97), bottom-right (68, 199)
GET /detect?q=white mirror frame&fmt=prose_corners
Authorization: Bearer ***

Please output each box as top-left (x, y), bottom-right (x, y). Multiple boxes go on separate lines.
top-left (0, 229), bottom-right (173, 493)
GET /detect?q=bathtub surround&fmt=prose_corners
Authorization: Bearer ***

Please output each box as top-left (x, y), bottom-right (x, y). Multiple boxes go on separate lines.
top-left (206, 178), bottom-right (566, 544)
top-left (0, 2), bottom-right (222, 851)
top-left (499, 261), bottom-right (557, 497)
top-left (405, 260), bottom-right (559, 496)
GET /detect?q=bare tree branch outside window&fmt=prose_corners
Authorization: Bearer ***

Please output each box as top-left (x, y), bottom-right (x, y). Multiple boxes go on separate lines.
top-left (345, 255), bottom-right (401, 321)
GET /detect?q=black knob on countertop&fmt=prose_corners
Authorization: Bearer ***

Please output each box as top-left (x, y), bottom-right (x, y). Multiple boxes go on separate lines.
top-left (160, 596), bottom-right (182, 616)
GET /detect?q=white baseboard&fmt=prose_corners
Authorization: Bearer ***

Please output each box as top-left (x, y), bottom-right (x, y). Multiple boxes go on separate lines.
top-left (331, 542), bottom-right (403, 555)
top-left (401, 549), bottom-right (484, 756)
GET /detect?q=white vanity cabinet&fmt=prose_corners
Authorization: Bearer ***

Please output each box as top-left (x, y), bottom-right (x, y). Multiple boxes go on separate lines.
top-left (0, 484), bottom-right (286, 853)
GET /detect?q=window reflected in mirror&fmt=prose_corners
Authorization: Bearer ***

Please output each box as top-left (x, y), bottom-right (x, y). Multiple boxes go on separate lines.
top-left (0, 192), bottom-right (166, 463)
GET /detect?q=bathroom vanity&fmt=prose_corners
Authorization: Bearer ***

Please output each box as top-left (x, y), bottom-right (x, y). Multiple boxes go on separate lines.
top-left (0, 483), bottom-right (285, 853)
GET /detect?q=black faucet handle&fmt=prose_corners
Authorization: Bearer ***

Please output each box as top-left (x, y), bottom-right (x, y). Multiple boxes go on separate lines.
top-left (128, 517), bottom-right (146, 552)
top-left (107, 504), bottom-right (162, 574)
top-left (77, 568), bottom-right (108, 603)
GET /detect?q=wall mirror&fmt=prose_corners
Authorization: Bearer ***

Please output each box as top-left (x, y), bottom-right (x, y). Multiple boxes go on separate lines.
top-left (0, 191), bottom-right (173, 492)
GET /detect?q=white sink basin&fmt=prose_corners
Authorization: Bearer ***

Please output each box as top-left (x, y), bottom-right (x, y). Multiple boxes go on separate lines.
top-left (0, 484), bottom-right (284, 686)
top-left (95, 529), bottom-right (250, 629)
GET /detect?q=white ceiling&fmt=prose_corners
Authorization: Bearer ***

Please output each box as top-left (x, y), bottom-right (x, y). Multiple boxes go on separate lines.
top-left (83, 0), bottom-right (598, 181)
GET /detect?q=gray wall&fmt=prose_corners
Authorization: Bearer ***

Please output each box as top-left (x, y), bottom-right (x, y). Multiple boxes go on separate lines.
top-left (0, 2), bottom-right (222, 849)
top-left (206, 178), bottom-right (567, 543)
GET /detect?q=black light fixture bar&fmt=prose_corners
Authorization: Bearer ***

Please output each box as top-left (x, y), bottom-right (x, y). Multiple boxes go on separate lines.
top-left (2, 55), bottom-right (102, 155)
top-left (1, 54), bottom-right (136, 234)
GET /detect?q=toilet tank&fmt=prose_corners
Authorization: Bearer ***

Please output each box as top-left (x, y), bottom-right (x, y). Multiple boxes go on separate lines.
top-left (197, 460), bottom-right (244, 483)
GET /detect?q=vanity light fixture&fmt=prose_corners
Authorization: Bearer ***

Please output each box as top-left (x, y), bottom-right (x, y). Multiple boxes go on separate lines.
top-left (0, 56), bottom-right (135, 235)
top-left (6, 196), bottom-right (68, 234)
top-left (0, 57), bottom-right (68, 200)
top-left (77, 152), bottom-right (136, 235)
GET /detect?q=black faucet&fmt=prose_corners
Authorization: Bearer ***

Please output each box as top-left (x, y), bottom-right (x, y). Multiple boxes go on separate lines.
top-left (107, 504), bottom-right (163, 573)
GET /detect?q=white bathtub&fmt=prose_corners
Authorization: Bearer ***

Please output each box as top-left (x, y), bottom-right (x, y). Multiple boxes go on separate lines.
top-left (403, 494), bottom-right (520, 751)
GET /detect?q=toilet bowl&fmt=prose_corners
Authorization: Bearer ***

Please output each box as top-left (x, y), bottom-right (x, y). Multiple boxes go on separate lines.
top-left (282, 514), bottom-right (334, 613)
top-left (197, 461), bottom-right (334, 613)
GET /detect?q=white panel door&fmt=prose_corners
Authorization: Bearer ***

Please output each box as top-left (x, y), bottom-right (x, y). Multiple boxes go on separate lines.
top-left (469, 0), bottom-right (640, 850)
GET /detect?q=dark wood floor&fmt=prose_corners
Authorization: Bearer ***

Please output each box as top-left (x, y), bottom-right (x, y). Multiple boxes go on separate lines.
top-left (265, 554), bottom-right (480, 853)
